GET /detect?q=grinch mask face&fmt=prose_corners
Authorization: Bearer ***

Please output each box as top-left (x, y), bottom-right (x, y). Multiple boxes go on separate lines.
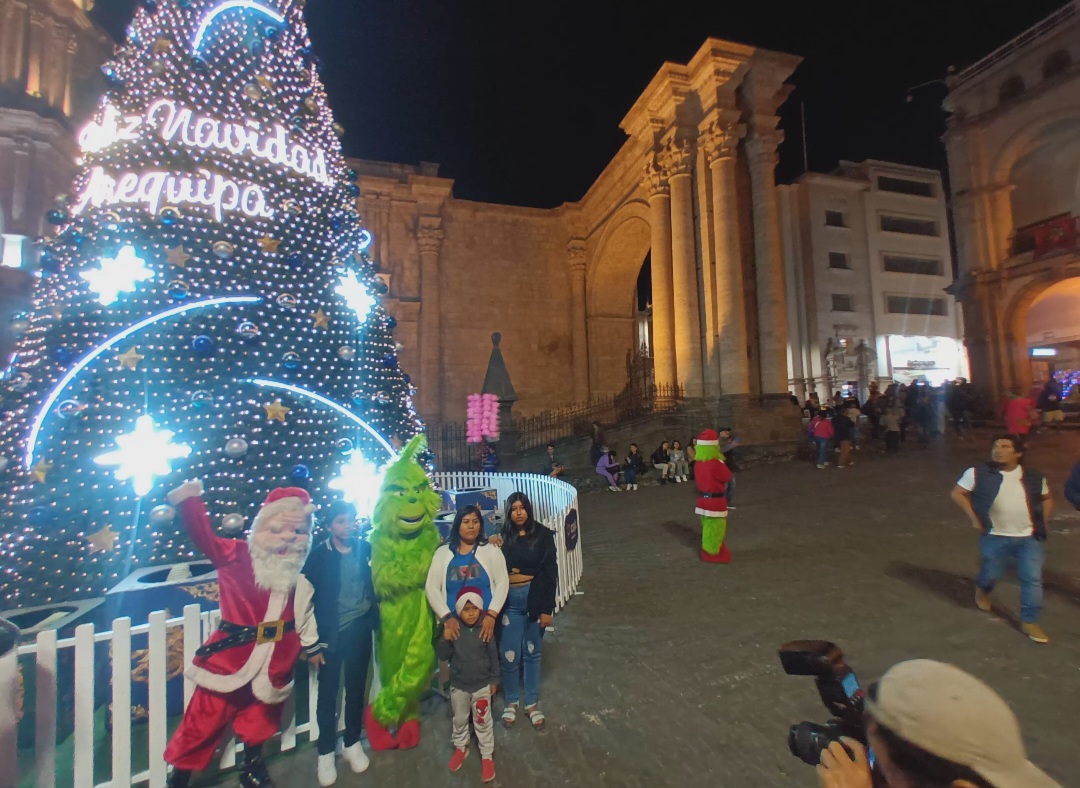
top-left (374, 435), bottom-right (441, 539)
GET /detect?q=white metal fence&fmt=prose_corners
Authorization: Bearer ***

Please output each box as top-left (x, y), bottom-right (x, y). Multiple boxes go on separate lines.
top-left (2, 473), bottom-right (581, 788)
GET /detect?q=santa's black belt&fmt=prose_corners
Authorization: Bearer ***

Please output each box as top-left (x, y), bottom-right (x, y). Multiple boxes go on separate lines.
top-left (195, 619), bottom-right (294, 658)
top-left (700, 492), bottom-right (725, 498)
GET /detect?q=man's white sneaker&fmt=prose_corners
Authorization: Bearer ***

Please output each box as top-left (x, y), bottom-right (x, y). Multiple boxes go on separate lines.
top-left (317, 753), bottom-right (338, 787)
top-left (342, 742), bottom-right (370, 773)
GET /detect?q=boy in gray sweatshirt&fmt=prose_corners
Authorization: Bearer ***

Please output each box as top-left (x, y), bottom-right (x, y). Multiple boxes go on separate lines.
top-left (437, 587), bottom-right (501, 782)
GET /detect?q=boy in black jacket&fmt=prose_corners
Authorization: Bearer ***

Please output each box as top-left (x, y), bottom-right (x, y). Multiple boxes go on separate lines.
top-left (296, 502), bottom-right (378, 787)
top-left (438, 587), bottom-right (500, 783)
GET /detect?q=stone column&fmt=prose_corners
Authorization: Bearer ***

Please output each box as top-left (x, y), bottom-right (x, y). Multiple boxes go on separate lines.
top-left (568, 239), bottom-right (590, 403)
top-left (746, 128), bottom-right (789, 394)
top-left (663, 137), bottom-right (704, 398)
top-left (702, 121), bottom-right (749, 395)
top-left (62, 36), bottom-right (77, 117)
top-left (645, 157), bottom-right (677, 389)
top-left (25, 10), bottom-right (45, 98)
top-left (417, 218), bottom-right (444, 420)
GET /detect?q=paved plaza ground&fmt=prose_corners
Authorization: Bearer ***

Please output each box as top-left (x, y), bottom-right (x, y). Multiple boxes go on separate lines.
top-left (214, 429), bottom-right (1079, 788)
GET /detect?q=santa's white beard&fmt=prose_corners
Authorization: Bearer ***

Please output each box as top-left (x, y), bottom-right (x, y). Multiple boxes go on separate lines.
top-left (248, 538), bottom-right (308, 593)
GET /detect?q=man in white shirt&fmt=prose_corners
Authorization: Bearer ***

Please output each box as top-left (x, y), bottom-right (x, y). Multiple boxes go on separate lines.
top-left (950, 435), bottom-right (1053, 643)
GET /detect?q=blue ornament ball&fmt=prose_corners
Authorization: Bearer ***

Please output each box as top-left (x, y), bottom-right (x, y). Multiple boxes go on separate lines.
top-left (167, 279), bottom-right (190, 300)
top-left (192, 335), bottom-right (214, 355)
top-left (351, 390), bottom-right (364, 405)
top-left (290, 464), bottom-right (311, 482)
top-left (403, 373), bottom-right (412, 384)
top-left (336, 438), bottom-right (354, 456)
top-left (330, 216), bottom-right (344, 231)
top-left (159, 206), bottom-right (181, 226)
top-left (382, 353), bottom-right (396, 368)
top-left (190, 56), bottom-right (208, 73)
top-left (346, 183), bottom-right (360, 197)
top-left (287, 252), bottom-right (304, 268)
top-left (386, 316), bottom-right (397, 329)
top-left (191, 389), bottom-right (212, 408)
top-left (53, 346), bottom-right (73, 366)
top-left (28, 506), bottom-right (51, 526)
top-left (346, 168), bottom-right (358, 181)
top-left (264, 24), bottom-right (279, 39)
top-left (373, 279), bottom-right (389, 295)
top-left (45, 209), bottom-right (67, 226)
top-left (250, 38), bottom-right (264, 56)
top-left (281, 351), bottom-right (301, 370)
top-left (39, 250), bottom-right (59, 273)
top-left (65, 229), bottom-right (85, 246)
top-left (142, 0), bottom-right (158, 13)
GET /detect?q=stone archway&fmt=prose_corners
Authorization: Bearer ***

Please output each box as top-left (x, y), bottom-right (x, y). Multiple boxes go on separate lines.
top-left (1002, 268), bottom-right (1080, 390)
top-left (585, 201), bottom-right (651, 396)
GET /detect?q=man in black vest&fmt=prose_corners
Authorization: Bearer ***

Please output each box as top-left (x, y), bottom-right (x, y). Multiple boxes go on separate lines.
top-left (295, 502), bottom-right (378, 786)
top-left (950, 435), bottom-right (1053, 643)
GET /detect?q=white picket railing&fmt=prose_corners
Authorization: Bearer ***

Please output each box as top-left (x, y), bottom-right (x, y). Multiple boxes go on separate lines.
top-left (2, 472), bottom-right (582, 788)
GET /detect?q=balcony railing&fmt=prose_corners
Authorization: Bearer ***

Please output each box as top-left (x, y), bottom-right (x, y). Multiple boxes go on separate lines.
top-left (1010, 213), bottom-right (1078, 259)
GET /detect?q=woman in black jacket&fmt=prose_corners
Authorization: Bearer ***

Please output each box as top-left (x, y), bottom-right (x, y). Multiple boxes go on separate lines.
top-left (651, 440), bottom-right (673, 485)
top-left (497, 492), bottom-right (557, 731)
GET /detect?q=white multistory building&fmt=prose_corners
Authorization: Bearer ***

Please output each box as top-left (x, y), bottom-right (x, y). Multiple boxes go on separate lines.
top-left (780, 159), bottom-right (968, 401)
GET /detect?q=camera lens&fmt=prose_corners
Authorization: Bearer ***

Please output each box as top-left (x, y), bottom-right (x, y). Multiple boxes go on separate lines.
top-left (788, 721), bottom-right (842, 766)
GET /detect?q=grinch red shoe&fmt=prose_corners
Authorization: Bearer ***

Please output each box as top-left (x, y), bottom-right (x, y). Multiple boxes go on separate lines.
top-left (717, 543), bottom-right (732, 563)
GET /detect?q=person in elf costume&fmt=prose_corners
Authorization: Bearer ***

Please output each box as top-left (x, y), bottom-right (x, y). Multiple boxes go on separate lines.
top-left (162, 481), bottom-right (314, 788)
top-left (363, 434), bottom-right (442, 750)
top-left (694, 429), bottom-right (734, 564)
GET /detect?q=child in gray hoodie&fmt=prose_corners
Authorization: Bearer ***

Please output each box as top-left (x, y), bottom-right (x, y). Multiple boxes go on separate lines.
top-left (437, 587), bottom-right (501, 782)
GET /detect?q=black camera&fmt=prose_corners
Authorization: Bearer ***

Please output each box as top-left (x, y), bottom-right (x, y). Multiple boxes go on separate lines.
top-left (779, 640), bottom-right (871, 767)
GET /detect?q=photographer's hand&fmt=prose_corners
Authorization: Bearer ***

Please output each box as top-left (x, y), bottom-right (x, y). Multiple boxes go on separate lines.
top-left (817, 739), bottom-right (871, 788)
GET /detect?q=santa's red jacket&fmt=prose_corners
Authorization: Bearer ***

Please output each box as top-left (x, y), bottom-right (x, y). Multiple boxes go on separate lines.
top-left (176, 494), bottom-right (301, 704)
top-left (694, 458), bottom-right (733, 517)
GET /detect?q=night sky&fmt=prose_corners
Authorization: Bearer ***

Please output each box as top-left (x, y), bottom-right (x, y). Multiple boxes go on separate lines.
top-left (92, 0), bottom-right (1070, 208)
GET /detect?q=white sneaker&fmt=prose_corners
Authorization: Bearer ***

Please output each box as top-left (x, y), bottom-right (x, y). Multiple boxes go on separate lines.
top-left (342, 742), bottom-right (370, 773)
top-left (318, 753), bottom-right (338, 786)
top-left (633, 484), bottom-right (639, 490)
top-left (608, 485), bottom-right (619, 492)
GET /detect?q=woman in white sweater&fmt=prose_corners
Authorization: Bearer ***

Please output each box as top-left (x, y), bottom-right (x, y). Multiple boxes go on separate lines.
top-left (425, 505), bottom-right (509, 642)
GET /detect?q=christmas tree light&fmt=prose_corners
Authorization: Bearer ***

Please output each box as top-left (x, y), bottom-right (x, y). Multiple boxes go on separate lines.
top-left (0, 0), bottom-right (422, 606)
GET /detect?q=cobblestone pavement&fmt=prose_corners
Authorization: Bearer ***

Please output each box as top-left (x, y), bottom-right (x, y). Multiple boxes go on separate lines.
top-left (209, 429), bottom-right (1079, 788)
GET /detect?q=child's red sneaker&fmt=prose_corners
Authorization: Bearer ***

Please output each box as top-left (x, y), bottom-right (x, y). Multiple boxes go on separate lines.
top-left (448, 747), bottom-right (469, 772)
top-left (481, 758), bottom-right (495, 783)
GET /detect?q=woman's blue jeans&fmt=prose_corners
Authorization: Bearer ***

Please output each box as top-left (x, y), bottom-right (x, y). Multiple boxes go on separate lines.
top-left (814, 437), bottom-right (830, 465)
top-left (624, 467), bottom-right (638, 485)
top-left (499, 584), bottom-right (544, 706)
top-left (977, 534), bottom-right (1044, 623)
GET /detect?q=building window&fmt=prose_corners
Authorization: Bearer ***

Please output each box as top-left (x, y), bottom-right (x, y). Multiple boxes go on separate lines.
top-left (886, 296), bottom-right (947, 316)
top-left (1042, 49), bottom-right (1072, 80)
top-left (1, 235), bottom-right (25, 269)
top-left (882, 254), bottom-right (943, 276)
top-left (828, 252), bottom-right (850, 269)
top-left (877, 176), bottom-right (934, 198)
top-left (880, 214), bottom-right (938, 236)
top-left (999, 75), bottom-right (1025, 104)
top-left (825, 210), bottom-right (846, 227)
top-left (831, 294), bottom-right (854, 312)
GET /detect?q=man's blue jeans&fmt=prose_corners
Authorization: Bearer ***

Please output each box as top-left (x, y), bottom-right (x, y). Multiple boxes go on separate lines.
top-left (814, 437), bottom-right (830, 465)
top-left (499, 584), bottom-right (544, 706)
top-left (976, 534), bottom-right (1045, 623)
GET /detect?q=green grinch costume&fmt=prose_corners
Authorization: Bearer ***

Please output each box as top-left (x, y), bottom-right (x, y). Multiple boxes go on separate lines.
top-left (693, 429), bottom-right (734, 563)
top-left (363, 435), bottom-right (441, 750)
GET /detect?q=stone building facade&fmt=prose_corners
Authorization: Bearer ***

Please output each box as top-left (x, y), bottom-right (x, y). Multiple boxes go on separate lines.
top-left (947, 0), bottom-right (1080, 403)
top-left (780, 160), bottom-right (967, 401)
top-left (352, 38), bottom-right (805, 442)
top-left (0, 0), bottom-right (110, 361)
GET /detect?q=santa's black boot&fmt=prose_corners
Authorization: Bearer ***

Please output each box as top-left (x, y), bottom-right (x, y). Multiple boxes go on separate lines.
top-left (165, 769), bottom-right (192, 788)
top-left (239, 743), bottom-right (273, 788)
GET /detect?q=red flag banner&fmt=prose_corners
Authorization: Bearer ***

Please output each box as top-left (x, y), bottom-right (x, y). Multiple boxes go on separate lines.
top-left (1033, 214), bottom-right (1077, 260)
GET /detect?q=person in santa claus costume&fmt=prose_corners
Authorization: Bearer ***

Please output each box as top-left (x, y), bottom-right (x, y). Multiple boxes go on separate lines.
top-left (162, 480), bottom-right (314, 788)
top-left (694, 429), bottom-right (734, 563)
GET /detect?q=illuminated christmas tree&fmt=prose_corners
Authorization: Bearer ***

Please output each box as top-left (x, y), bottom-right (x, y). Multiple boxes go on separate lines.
top-left (0, 0), bottom-right (418, 606)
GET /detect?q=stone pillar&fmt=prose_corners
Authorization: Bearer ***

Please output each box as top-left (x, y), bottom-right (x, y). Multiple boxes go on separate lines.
top-left (62, 36), bottom-right (77, 117)
top-left (645, 158), bottom-right (677, 389)
top-left (25, 10), bottom-right (45, 98)
top-left (663, 137), bottom-right (704, 398)
top-left (746, 129), bottom-right (789, 395)
top-left (567, 240), bottom-right (589, 403)
top-left (702, 121), bottom-right (749, 395)
top-left (417, 217), bottom-right (444, 420)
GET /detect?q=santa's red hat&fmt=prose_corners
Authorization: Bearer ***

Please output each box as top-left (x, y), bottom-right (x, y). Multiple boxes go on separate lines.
top-left (252, 486), bottom-right (315, 531)
top-left (455, 586), bottom-right (485, 615)
top-left (696, 429), bottom-right (719, 446)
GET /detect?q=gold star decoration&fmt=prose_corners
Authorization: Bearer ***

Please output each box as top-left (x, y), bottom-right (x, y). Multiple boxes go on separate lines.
top-left (117, 347), bottom-right (145, 371)
top-left (86, 525), bottom-right (119, 554)
top-left (311, 308), bottom-right (330, 329)
top-left (258, 235), bottom-right (281, 253)
top-left (166, 245), bottom-right (191, 268)
top-left (263, 400), bottom-right (291, 423)
top-left (31, 458), bottom-right (53, 484)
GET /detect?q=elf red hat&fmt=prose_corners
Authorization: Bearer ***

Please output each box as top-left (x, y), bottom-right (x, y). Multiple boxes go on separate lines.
top-left (455, 586), bottom-right (485, 615)
top-left (696, 429), bottom-right (719, 446)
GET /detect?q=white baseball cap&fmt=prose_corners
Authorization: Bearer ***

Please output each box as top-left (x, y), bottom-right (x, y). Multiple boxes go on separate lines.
top-left (864, 660), bottom-right (1060, 788)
